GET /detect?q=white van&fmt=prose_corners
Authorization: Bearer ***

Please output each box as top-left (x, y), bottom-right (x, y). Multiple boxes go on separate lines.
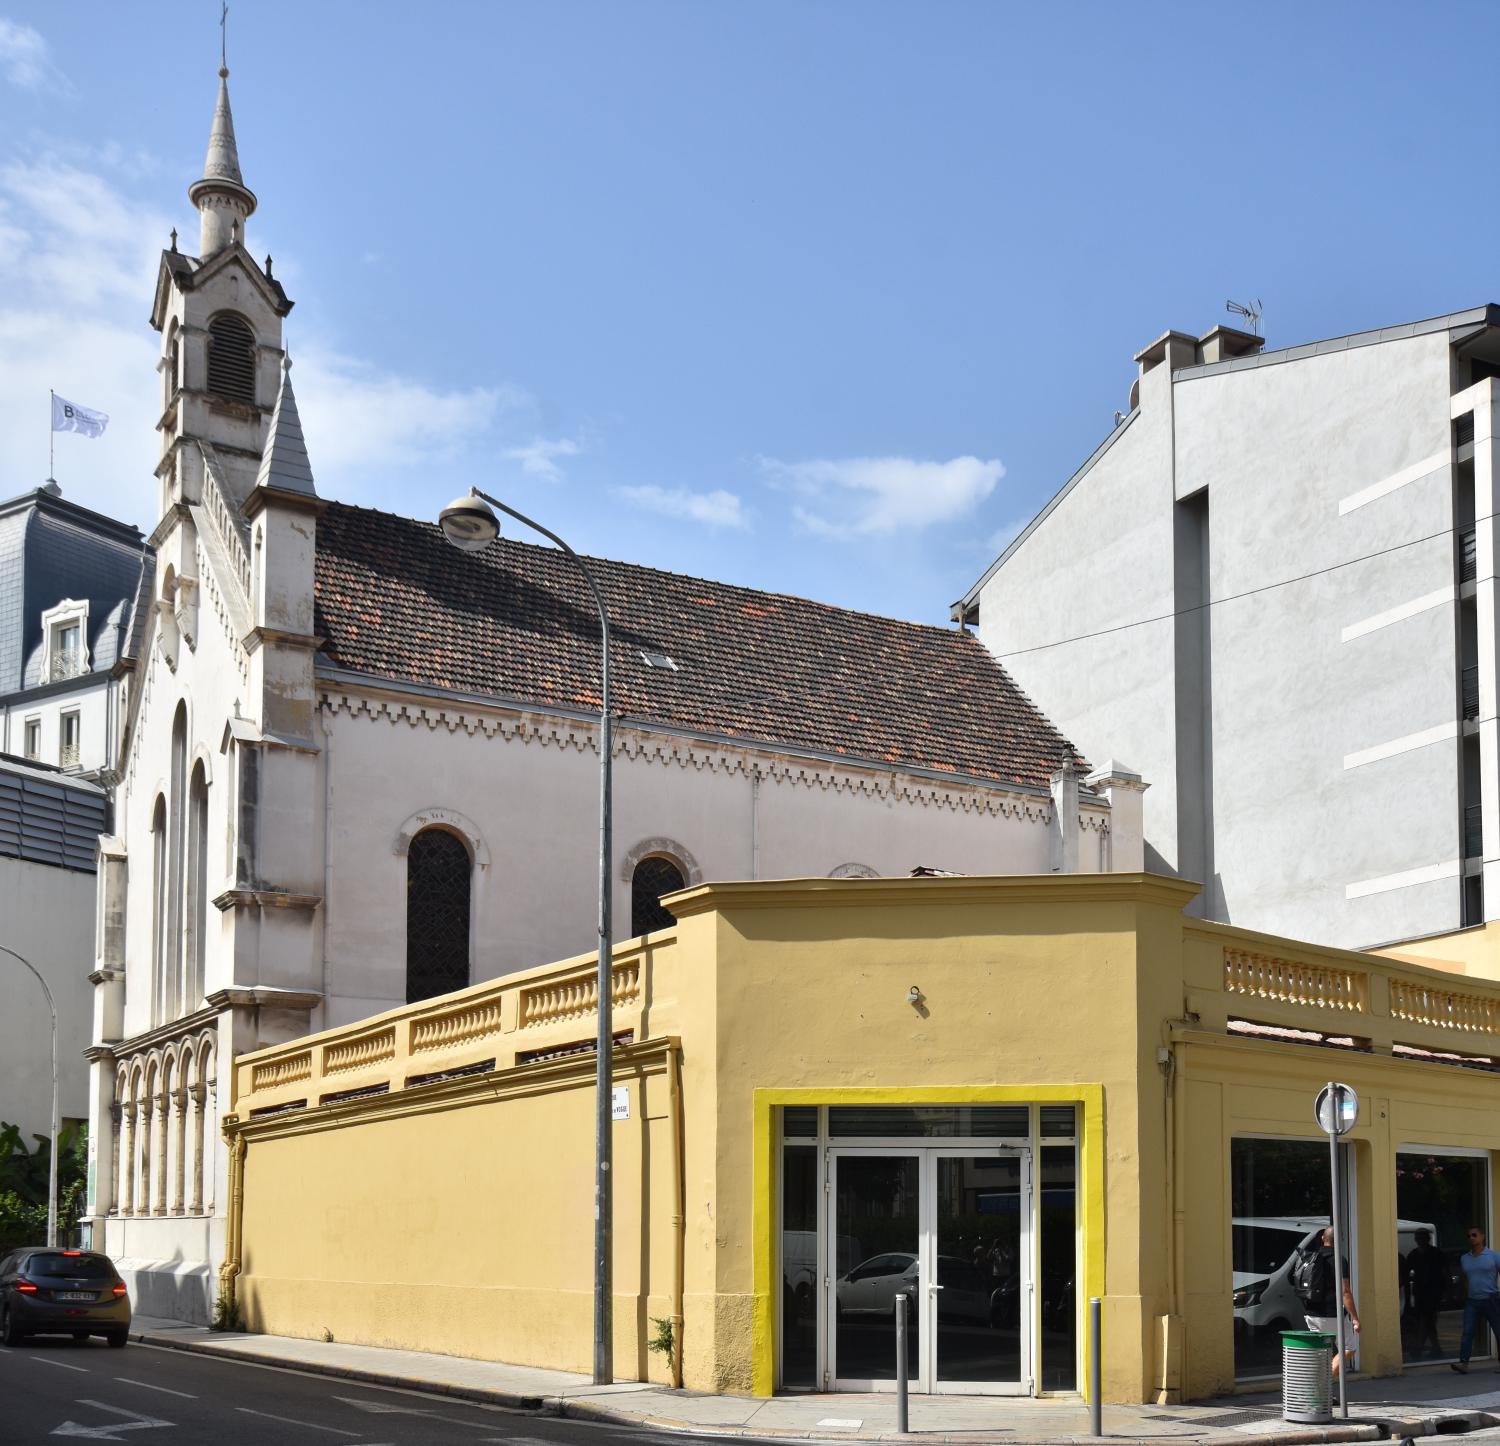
top-left (1232, 1215), bottom-right (1437, 1330)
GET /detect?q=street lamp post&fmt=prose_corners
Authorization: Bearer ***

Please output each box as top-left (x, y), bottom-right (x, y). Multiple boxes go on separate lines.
top-left (1, 944), bottom-right (59, 1248)
top-left (438, 487), bottom-right (615, 1385)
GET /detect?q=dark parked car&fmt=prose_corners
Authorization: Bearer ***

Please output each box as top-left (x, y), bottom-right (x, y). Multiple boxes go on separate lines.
top-left (0, 1248), bottom-right (131, 1347)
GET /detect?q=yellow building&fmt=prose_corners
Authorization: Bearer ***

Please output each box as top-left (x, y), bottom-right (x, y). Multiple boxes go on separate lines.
top-left (222, 874), bottom-right (1500, 1403)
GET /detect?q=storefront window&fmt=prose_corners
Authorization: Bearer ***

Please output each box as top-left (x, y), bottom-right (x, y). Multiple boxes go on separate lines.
top-left (1230, 1137), bottom-right (1351, 1379)
top-left (1397, 1151), bottom-right (1488, 1364)
top-left (1039, 1144), bottom-right (1077, 1390)
top-left (782, 1143), bottom-right (819, 1387)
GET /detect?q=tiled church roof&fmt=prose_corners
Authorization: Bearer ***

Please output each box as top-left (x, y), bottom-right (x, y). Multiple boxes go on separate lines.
top-left (312, 501), bottom-right (1083, 793)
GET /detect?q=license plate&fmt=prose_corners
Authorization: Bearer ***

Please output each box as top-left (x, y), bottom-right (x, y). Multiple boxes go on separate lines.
top-left (57, 1292), bottom-right (93, 1302)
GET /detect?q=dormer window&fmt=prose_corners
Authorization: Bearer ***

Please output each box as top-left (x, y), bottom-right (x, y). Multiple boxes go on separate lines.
top-left (40, 599), bottom-right (89, 683)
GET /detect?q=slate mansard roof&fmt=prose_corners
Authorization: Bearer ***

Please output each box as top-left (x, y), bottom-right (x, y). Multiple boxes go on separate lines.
top-left (312, 501), bottom-right (1083, 793)
top-left (0, 485), bottom-right (148, 695)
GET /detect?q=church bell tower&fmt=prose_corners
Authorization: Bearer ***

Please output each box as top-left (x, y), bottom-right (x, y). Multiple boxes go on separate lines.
top-left (149, 60), bottom-right (294, 527)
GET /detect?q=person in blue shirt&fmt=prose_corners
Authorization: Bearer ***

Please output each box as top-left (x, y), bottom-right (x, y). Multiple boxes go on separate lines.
top-left (1450, 1226), bottom-right (1500, 1372)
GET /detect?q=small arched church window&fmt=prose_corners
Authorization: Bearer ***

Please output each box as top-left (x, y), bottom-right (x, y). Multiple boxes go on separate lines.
top-left (632, 855), bottom-right (686, 937)
top-left (406, 827), bottom-right (472, 1004)
top-left (207, 313), bottom-right (257, 406)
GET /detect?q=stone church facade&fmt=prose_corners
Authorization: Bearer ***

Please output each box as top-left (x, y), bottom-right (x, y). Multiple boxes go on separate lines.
top-left (84, 67), bottom-right (1147, 1320)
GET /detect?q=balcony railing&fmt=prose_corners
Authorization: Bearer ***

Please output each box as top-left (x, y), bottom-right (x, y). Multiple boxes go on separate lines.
top-left (1467, 804), bottom-right (1485, 859)
top-left (59, 741), bottom-right (80, 770)
top-left (49, 649), bottom-right (86, 681)
top-left (1461, 526), bottom-right (1478, 584)
top-left (1464, 665), bottom-right (1481, 722)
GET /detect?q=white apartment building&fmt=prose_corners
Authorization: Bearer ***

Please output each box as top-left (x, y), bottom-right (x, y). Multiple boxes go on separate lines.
top-left (957, 310), bottom-right (1500, 953)
top-left (0, 481), bottom-right (149, 779)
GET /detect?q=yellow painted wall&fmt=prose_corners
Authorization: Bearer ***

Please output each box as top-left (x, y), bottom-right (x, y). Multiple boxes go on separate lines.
top-left (226, 874), bottom-right (1500, 1405)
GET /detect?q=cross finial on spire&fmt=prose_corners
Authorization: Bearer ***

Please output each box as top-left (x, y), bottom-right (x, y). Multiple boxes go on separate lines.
top-left (169, 227), bottom-right (178, 252)
top-left (220, 2), bottom-right (229, 76)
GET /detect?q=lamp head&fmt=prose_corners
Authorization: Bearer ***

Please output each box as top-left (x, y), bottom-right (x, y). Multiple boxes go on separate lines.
top-left (438, 493), bottom-right (500, 552)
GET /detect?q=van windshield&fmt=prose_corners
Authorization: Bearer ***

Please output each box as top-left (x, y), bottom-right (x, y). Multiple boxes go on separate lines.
top-left (1232, 1225), bottom-right (1305, 1277)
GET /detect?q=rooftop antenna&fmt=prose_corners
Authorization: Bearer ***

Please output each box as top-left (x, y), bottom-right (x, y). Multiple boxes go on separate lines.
top-left (1226, 297), bottom-right (1263, 337)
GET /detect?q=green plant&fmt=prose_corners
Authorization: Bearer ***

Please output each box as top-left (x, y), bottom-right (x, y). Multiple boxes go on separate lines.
top-left (321, 1327), bottom-right (334, 1343)
top-left (0, 1121), bottom-right (87, 1251)
top-left (647, 1315), bottom-right (674, 1358)
top-left (210, 1287), bottom-right (245, 1333)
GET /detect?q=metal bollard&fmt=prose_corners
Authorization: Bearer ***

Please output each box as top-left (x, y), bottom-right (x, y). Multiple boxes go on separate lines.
top-left (895, 1293), bottom-right (909, 1434)
top-left (1089, 1296), bottom-right (1102, 1437)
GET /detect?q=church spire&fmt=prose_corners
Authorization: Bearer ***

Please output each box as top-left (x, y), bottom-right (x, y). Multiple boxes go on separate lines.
top-left (251, 354), bottom-right (318, 502)
top-left (188, 64), bottom-right (257, 258)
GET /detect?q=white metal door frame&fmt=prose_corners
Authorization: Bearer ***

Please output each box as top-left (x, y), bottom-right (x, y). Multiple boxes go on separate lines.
top-left (827, 1145), bottom-right (1033, 1395)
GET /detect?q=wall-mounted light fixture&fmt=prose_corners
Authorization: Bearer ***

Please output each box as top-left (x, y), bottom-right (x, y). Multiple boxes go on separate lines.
top-left (907, 985), bottom-right (925, 1006)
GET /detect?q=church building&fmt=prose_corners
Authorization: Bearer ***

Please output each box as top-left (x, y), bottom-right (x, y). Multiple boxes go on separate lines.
top-left (84, 65), bottom-right (1147, 1320)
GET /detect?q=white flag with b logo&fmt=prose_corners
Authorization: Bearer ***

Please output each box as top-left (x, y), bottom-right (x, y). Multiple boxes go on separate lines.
top-left (51, 394), bottom-right (109, 438)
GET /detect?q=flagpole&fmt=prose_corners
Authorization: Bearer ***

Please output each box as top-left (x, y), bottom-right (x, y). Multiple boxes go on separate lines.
top-left (48, 389), bottom-right (54, 482)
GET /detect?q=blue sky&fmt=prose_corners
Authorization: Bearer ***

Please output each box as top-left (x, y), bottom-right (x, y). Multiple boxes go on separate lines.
top-left (2, 1), bottom-right (1498, 625)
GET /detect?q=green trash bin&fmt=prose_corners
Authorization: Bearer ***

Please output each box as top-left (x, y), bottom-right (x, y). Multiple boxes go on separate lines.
top-left (1281, 1330), bottom-right (1335, 1424)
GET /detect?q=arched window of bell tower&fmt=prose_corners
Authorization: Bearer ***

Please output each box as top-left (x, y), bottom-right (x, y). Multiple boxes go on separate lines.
top-left (164, 321), bottom-right (180, 411)
top-left (206, 313), bottom-right (257, 406)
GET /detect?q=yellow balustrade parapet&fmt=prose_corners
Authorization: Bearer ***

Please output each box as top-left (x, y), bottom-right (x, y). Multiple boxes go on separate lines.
top-left (1186, 919), bottom-right (1500, 1057)
top-left (231, 934), bottom-right (673, 1117)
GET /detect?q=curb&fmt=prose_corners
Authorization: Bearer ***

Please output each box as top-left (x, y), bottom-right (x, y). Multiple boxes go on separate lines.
top-left (125, 1333), bottom-right (1402, 1445)
top-left (133, 1327), bottom-right (548, 1413)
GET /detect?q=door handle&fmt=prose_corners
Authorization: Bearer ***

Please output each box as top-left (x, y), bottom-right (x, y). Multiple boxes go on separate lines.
top-left (929, 1284), bottom-right (944, 1291)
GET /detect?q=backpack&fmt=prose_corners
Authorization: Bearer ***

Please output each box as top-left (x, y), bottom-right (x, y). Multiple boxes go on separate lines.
top-left (1292, 1246), bottom-right (1332, 1305)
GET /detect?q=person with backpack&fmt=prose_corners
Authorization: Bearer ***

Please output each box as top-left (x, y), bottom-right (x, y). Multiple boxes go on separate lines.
top-left (1294, 1226), bottom-right (1360, 1376)
top-left (1406, 1229), bottom-right (1447, 1358)
top-left (1450, 1225), bottom-right (1500, 1372)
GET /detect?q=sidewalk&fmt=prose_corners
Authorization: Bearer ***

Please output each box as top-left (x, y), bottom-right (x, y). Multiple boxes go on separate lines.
top-left (129, 1316), bottom-right (1500, 1443)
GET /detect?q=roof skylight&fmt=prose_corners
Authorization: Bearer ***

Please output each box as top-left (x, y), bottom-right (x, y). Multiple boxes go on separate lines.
top-left (640, 650), bottom-right (678, 671)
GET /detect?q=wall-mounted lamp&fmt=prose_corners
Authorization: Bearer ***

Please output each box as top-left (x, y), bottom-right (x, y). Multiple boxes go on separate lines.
top-left (907, 985), bottom-right (925, 1006)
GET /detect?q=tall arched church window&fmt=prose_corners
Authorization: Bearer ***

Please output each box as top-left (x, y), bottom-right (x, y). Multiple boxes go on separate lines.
top-left (167, 704), bottom-right (187, 1019)
top-left (164, 323), bottom-right (180, 411)
top-left (206, 313), bottom-right (256, 405)
top-left (405, 828), bottom-right (472, 1004)
top-left (632, 856), bottom-right (686, 938)
top-left (185, 763), bottom-right (209, 1009)
top-left (150, 796), bottom-right (168, 1028)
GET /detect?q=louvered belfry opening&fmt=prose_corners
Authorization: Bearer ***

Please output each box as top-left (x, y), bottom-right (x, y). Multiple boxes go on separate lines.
top-left (631, 855), bottom-right (686, 937)
top-left (406, 827), bottom-right (473, 1004)
top-left (207, 312), bottom-right (257, 405)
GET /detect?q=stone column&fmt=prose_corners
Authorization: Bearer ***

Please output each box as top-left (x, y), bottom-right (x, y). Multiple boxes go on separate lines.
top-left (171, 1089), bottom-right (188, 1215)
top-left (205, 1077), bottom-right (218, 1214)
top-left (107, 1103), bottom-right (122, 1216)
top-left (120, 1104), bottom-right (136, 1216)
top-left (189, 1083), bottom-right (206, 1215)
top-left (154, 1093), bottom-right (170, 1215)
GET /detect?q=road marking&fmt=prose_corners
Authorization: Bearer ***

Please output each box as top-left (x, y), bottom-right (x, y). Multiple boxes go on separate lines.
top-left (112, 1378), bottom-right (196, 1399)
top-left (51, 1399), bottom-right (172, 1439)
top-left (31, 1355), bottom-right (89, 1372)
top-left (335, 1394), bottom-right (493, 1429)
top-left (236, 1407), bottom-right (363, 1436)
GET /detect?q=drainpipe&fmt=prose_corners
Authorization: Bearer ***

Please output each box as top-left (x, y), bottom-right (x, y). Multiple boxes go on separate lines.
top-left (666, 1037), bottom-right (686, 1389)
top-left (218, 1123), bottom-right (247, 1317)
top-left (750, 767), bottom-right (761, 881)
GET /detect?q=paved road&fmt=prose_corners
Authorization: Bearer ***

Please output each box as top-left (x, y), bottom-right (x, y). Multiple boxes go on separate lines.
top-left (0, 1335), bottom-right (690, 1446)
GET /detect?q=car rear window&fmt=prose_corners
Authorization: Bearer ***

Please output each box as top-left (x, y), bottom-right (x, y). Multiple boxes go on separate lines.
top-left (26, 1252), bottom-right (117, 1279)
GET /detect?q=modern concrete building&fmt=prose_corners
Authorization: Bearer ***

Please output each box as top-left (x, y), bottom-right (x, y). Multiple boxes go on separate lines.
top-left (0, 754), bottom-right (107, 1150)
top-left (956, 310), bottom-right (1500, 954)
top-left (0, 482), bottom-right (148, 779)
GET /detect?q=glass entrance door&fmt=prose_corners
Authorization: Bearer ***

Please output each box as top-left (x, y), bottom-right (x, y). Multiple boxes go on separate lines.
top-left (830, 1151), bottom-right (921, 1389)
top-left (829, 1148), bottom-right (1031, 1394)
top-left (930, 1150), bottom-right (1031, 1394)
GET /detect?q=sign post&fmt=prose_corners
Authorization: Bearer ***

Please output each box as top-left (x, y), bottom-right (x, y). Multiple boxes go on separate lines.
top-left (1315, 1082), bottom-right (1358, 1419)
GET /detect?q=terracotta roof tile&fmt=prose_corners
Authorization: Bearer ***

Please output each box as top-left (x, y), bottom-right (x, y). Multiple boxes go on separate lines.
top-left (313, 501), bottom-right (1083, 792)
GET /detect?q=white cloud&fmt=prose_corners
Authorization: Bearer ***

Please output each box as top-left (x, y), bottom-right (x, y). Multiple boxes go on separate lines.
top-left (617, 484), bottom-right (749, 530)
top-left (505, 435), bottom-right (581, 481)
top-left (761, 454), bottom-right (1003, 539)
top-left (292, 348), bottom-right (507, 473)
top-left (0, 19), bottom-right (61, 92)
top-left (0, 150), bottom-right (528, 519)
